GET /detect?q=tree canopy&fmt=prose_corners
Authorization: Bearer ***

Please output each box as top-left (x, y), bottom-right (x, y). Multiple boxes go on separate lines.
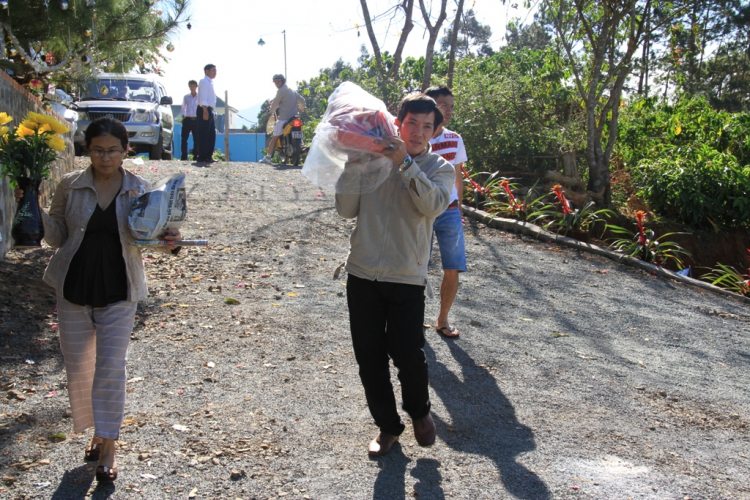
top-left (1, 0), bottom-right (190, 90)
top-left (263, 0), bottom-right (750, 228)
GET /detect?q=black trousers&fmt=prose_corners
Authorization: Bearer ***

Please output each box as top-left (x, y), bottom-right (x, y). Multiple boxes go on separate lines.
top-left (346, 274), bottom-right (431, 436)
top-left (180, 117), bottom-right (197, 160)
top-left (195, 107), bottom-right (215, 161)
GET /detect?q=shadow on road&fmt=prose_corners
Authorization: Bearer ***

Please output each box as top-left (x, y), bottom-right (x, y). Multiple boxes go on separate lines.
top-left (49, 463), bottom-right (99, 499)
top-left (372, 443), bottom-right (409, 500)
top-left (372, 448), bottom-right (446, 500)
top-left (425, 338), bottom-right (550, 500)
top-left (273, 164), bottom-right (302, 171)
top-left (412, 458), bottom-right (446, 499)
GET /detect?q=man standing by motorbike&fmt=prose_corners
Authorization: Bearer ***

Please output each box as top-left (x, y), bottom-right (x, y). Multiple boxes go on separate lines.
top-left (260, 74), bottom-right (305, 164)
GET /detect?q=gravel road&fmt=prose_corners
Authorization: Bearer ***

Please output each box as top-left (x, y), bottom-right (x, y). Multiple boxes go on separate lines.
top-left (1, 159), bottom-right (748, 500)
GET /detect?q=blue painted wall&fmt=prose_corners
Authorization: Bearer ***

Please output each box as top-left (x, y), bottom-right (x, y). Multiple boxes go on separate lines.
top-left (173, 123), bottom-right (266, 162)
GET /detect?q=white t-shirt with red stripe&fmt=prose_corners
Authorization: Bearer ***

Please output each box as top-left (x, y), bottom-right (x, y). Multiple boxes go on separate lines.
top-left (429, 128), bottom-right (468, 203)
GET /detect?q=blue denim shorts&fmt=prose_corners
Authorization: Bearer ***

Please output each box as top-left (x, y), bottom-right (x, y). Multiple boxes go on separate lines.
top-left (431, 206), bottom-right (467, 272)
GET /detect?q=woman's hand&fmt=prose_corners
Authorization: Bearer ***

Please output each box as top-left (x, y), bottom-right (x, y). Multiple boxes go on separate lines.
top-left (375, 136), bottom-right (408, 166)
top-left (160, 228), bottom-right (181, 252)
top-left (14, 188), bottom-right (24, 203)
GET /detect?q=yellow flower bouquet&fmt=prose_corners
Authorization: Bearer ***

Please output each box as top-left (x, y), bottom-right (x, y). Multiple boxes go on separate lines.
top-left (1, 111), bottom-right (69, 248)
top-left (0, 111), bottom-right (69, 188)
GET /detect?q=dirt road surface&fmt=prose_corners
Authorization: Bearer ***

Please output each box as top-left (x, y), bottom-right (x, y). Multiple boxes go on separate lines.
top-left (1, 159), bottom-right (748, 499)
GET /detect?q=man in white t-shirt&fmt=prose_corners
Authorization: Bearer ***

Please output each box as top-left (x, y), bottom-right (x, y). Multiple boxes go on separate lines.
top-left (425, 85), bottom-right (468, 338)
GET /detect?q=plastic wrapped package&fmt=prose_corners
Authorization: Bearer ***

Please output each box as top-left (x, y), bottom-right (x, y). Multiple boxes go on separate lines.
top-left (302, 82), bottom-right (398, 193)
top-left (128, 173), bottom-right (187, 240)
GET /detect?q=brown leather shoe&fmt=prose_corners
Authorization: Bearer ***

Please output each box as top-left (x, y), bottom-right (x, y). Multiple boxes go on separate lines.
top-left (413, 414), bottom-right (436, 446)
top-left (95, 465), bottom-right (118, 482)
top-left (368, 433), bottom-right (399, 457)
top-left (84, 442), bottom-right (102, 461)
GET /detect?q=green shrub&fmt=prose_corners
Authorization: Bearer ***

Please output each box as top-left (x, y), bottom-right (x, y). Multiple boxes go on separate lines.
top-left (633, 143), bottom-right (750, 229)
top-left (617, 95), bottom-right (750, 169)
top-left (452, 47), bottom-right (584, 173)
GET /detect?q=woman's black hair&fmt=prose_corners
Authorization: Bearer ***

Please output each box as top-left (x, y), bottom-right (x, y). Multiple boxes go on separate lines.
top-left (84, 117), bottom-right (129, 150)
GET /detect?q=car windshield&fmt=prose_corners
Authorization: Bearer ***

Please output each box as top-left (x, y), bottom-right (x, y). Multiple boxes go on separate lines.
top-left (81, 77), bottom-right (157, 102)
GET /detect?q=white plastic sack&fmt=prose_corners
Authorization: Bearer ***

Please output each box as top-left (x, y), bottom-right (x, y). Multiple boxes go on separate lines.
top-left (128, 174), bottom-right (187, 240)
top-left (302, 82), bottom-right (398, 194)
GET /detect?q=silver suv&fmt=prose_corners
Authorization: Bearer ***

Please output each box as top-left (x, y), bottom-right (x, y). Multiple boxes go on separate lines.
top-left (73, 73), bottom-right (175, 160)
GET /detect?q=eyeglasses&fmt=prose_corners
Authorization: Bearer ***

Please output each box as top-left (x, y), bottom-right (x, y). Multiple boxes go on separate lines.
top-left (90, 149), bottom-right (125, 158)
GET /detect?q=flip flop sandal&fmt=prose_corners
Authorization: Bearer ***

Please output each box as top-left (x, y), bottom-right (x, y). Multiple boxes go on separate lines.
top-left (84, 442), bottom-right (102, 461)
top-left (95, 465), bottom-right (118, 482)
top-left (436, 326), bottom-right (460, 338)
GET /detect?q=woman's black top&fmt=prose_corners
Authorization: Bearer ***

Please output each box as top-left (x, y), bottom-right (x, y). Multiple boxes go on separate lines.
top-left (63, 196), bottom-right (128, 307)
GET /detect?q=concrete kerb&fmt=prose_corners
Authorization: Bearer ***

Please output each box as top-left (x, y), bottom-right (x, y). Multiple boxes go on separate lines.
top-left (462, 205), bottom-right (750, 306)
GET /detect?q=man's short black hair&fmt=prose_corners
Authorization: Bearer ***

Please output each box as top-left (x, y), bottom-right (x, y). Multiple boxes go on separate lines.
top-left (397, 93), bottom-right (443, 129)
top-left (204, 64), bottom-right (216, 73)
top-left (188, 80), bottom-right (198, 86)
top-left (424, 85), bottom-right (453, 100)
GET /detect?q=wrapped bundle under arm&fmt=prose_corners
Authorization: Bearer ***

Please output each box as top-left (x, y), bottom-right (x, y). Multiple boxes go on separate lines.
top-left (128, 173), bottom-right (188, 240)
top-left (302, 82), bottom-right (397, 194)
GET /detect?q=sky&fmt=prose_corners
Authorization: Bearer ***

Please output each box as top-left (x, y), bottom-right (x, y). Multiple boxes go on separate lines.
top-left (160, 0), bottom-right (531, 125)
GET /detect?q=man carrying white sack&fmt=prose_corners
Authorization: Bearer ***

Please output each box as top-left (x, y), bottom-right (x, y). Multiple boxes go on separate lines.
top-left (335, 94), bottom-right (455, 457)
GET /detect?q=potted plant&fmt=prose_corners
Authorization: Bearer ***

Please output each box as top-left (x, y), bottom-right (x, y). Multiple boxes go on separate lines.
top-left (0, 111), bottom-right (69, 248)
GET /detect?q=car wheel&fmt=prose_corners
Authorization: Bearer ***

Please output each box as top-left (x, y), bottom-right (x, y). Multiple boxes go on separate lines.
top-left (162, 138), bottom-right (174, 160)
top-left (150, 132), bottom-right (163, 160)
top-left (74, 143), bottom-right (84, 156)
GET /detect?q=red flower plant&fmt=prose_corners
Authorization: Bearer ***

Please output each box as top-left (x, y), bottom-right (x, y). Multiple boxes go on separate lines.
top-left (499, 179), bottom-right (522, 212)
top-left (551, 185), bottom-right (573, 214)
top-left (606, 210), bottom-right (691, 269)
top-left (703, 248), bottom-right (750, 296)
top-left (462, 164), bottom-right (490, 198)
top-left (635, 210), bottom-right (648, 244)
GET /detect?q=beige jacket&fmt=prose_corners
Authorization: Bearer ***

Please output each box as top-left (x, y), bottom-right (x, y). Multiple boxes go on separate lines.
top-left (42, 165), bottom-right (154, 302)
top-left (335, 147), bottom-right (455, 287)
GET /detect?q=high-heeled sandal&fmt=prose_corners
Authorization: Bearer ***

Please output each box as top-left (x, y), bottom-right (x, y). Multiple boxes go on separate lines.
top-left (84, 442), bottom-right (102, 461)
top-left (95, 465), bottom-right (118, 482)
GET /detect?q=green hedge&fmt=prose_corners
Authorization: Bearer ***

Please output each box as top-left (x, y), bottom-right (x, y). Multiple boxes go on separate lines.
top-left (634, 144), bottom-right (750, 229)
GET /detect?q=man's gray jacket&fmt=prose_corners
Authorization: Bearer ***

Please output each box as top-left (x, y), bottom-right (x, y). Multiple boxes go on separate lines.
top-left (335, 147), bottom-right (455, 288)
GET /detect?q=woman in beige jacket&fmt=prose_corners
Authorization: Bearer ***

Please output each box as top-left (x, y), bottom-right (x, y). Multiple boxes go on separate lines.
top-left (15, 117), bottom-right (180, 482)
